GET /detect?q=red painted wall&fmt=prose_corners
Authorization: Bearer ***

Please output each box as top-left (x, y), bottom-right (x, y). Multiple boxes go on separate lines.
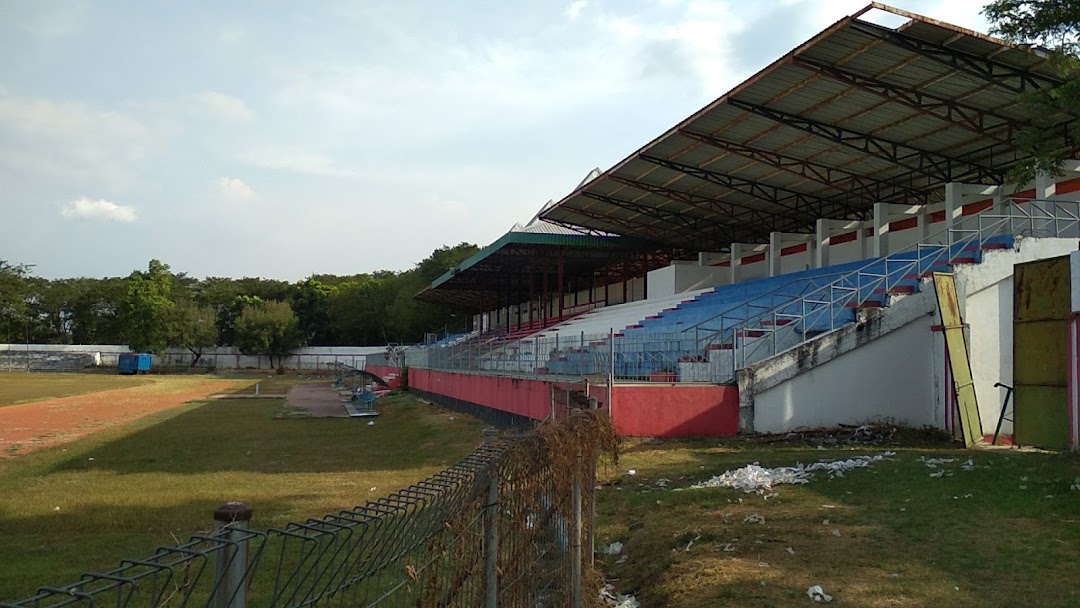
top-left (410, 369), bottom-right (739, 437)
top-left (606, 384), bottom-right (738, 437)
top-left (409, 369), bottom-right (552, 420)
top-left (364, 364), bottom-right (402, 389)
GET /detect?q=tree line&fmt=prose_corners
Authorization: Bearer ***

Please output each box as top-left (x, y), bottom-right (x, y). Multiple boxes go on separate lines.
top-left (0, 243), bottom-right (478, 364)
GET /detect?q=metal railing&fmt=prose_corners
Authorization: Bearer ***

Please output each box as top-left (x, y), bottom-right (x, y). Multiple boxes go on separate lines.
top-left (698, 197), bottom-right (1080, 380)
top-left (405, 197), bottom-right (1080, 384)
top-left (2, 419), bottom-right (605, 608)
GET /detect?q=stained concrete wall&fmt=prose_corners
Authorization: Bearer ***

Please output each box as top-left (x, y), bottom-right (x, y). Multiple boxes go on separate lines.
top-left (751, 309), bottom-right (937, 433)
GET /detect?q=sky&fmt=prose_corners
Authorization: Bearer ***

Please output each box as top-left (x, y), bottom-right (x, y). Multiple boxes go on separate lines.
top-left (0, 0), bottom-right (995, 281)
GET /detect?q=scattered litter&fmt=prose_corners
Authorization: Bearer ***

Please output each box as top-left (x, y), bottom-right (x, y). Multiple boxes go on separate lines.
top-left (605, 541), bottom-right (624, 555)
top-left (367, 421), bottom-right (375, 426)
top-left (786, 547), bottom-right (796, 555)
top-left (763, 492), bottom-right (778, 500)
top-left (921, 457), bottom-right (957, 468)
top-left (685, 540), bottom-right (694, 552)
top-left (448, 416), bottom-right (454, 421)
top-left (757, 561), bottom-right (769, 568)
top-left (720, 542), bottom-right (737, 552)
top-left (830, 528), bottom-right (842, 537)
top-left (655, 478), bottom-right (671, 488)
top-left (690, 453), bottom-right (895, 493)
top-left (53, 506), bottom-right (60, 512)
top-left (821, 504), bottom-right (836, 509)
top-left (743, 514), bottom-right (766, 525)
top-left (370, 487), bottom-right (377, 492)
top-left (961, 459), bottom-right (976, 471)
top-left (929, 470), bottom-right (946, 478)
top-left (807, 585), bottom-right (833, 603)
top-left (889, 572), bottom-right (902, 578)
top-left (822, 519), bottom-right (830, 525)
top-left (1071, 478), bottom-right (1080, 491)
top-left (1019, 485), bottom-right (1028, 490)
top-left (951, 494), bottom-right (973, 500)
top-left (1045, 495), bottom-right (1055, 499)
top-left (627, 469), bottom-right (637, 476)
top-left (655, 500), bottom-right (662, 506)
top-left (1020, 476), bottom-right (1028, 482)
top-left (599, 583), bottom-right (640, 608)
top-left (88, 457), bottom-right (95, 461)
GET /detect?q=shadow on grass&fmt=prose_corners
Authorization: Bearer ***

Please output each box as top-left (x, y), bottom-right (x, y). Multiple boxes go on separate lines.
top-left (45, 395), bottom-right (483, 475)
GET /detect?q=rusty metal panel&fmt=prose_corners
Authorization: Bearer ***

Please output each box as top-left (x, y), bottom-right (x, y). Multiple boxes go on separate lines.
top-left (1014, 256), bottom-right (1071, 449)
top-left (933, 272), bottom-right (983, 447)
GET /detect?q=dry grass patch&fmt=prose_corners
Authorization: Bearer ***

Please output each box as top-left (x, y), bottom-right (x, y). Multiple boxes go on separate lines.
top-left (0, 372), bottom-right (152, 406)
top-left (596, 434), bottom-right (1080, 607)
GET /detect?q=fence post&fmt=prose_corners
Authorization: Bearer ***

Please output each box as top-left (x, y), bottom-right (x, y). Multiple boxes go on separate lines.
top-left (481, 428), bottom-right (500, 607)
top-left (571, 445), bottom-right (583, 608)
top-left (212, 501), bottom-right (252, 608)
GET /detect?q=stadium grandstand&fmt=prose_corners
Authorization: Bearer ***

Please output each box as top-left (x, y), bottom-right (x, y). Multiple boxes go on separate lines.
top-left (403, 3), bottom-right (1080, 449)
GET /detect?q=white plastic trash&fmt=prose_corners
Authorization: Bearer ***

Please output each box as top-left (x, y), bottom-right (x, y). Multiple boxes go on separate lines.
top-left (807, 585), bottom-right (833, 603)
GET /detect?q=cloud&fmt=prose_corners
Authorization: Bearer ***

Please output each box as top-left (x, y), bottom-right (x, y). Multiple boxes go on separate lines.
top-left (60, 197), bottom-right (137, 222)
top-left (191, 91), bottom-right (256, 123)
top-left (237, 146), bottom-right (359, 178)
top-left (219, 177), bottom-right (257, 202)
top-left (565, 0), bottom-right (588, 20)
top-left (0, 89), bottom-right (161, 191)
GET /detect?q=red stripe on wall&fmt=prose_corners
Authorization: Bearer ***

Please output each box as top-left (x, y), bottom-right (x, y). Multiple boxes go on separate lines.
top-left (1057, 177), bottom-right (1080, 195)
top-left (889, 217), bottom-right (918, 231)
top-left (831, 231), bottom-right (857, 245)
top-left (741, 253), bottom-right (766, 265)
top-left (781, 243), bottom-right (808, 256)
top-left (961, 200), bottom-right (993, 216)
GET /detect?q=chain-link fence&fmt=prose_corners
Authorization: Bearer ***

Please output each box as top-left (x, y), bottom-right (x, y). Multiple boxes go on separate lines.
top-left (1, 411), bottom-right (614, 608)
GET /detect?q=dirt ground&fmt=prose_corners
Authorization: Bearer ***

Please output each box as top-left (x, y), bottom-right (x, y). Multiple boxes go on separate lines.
top-left (0, 378), bottom-right (239, 458)
top-left (284, 384), bottom-right (351, 417)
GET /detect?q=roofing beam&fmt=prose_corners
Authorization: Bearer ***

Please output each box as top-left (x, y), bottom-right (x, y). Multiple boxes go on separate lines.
top-left (580, 190), bottom-right (739, 247)
top-left (726, 97), bottom-right (1004, 184)
top-left (790, 57), bottom-right (1021, 143)
top-left (677, 129), bottom-right (930, 205)
top-left (849, 20), bottom-right (1065, 94)
top-left (606, 174), bottom-right (784, 227)
top-left (548, 205), bottom-right (709, 247)
top-left (638, 153), bottom-right (866, 221)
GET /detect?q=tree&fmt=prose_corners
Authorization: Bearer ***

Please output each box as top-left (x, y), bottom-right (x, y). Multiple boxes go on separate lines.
top-left (0, 261), bottom-right (31, 343)
top-left (119, 260), bottom-right (175, 354)
top-left (234, 300), bottom-right (301, 368)
top-left (170, 301), bottom-right (219, 366)
top-left (983, 0), bottom-right (1080, 184)
top-left (289, 277), bottom-right (338, 345)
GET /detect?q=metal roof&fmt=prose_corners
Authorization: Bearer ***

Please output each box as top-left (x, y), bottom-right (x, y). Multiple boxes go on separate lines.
top-left (415, 231), bottom-right (665, 310)
top-left (540, 3), bottom-right (1076, 250)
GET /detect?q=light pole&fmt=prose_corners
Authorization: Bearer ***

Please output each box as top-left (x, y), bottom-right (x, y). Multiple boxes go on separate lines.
top-left (25, 315), bottom-right (30, 372)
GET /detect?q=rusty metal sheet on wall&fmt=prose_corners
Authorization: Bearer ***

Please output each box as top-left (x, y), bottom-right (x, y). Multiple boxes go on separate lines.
top-left (1014, 256), bottom-right (1071, 449)
top-left (933, 273), bottom-right (983, 447)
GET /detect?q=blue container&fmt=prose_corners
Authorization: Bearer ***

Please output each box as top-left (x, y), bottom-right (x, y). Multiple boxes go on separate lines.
top-left (118, 353), bottom-right (152, 375)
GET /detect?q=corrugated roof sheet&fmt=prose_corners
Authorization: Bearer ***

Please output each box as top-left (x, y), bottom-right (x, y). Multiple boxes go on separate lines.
top-left (539, 2), bottom-right (1076, 250)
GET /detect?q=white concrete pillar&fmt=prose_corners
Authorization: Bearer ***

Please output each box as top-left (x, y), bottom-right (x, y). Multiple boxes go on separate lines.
top-left (814, 218), bottom-right (830, 269)
top-left (768, 232), bottom-right (782, 277)
top-left (917, 205), bottom-right (930, 241)
top-left (944, 182), bottom-right (961, 246)
top-left (729, 243), bottom-right (743, 284)
top-left (873, 202), bottom-right (889, 257)
top-left (856, 221), bottom-right (868, 260)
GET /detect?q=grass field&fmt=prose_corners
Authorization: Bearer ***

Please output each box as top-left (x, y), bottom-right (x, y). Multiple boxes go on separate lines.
top-left (595, 434), bottom-right (1080, 607)
top-left (0, 389), bottom-right (483, 601)
top-left (0, 373), bottom-right (152, 406)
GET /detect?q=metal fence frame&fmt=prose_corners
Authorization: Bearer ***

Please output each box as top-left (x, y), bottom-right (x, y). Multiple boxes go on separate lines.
top-left (2, 421), bottom-right (602, 608)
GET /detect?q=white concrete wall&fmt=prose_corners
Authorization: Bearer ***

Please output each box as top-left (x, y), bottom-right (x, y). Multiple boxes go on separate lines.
top-left (779, 248), bottom-right (812, 275)
top-left (753, 316), bottom-right (937, 432)
top-left (648, 262), bottom-right (730, 297)
top-left (0, 344), bottom-right (387, 370)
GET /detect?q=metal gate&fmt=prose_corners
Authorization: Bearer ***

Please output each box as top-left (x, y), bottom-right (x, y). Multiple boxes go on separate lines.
top-left (1014, 255), bottom-right (1071, 449)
